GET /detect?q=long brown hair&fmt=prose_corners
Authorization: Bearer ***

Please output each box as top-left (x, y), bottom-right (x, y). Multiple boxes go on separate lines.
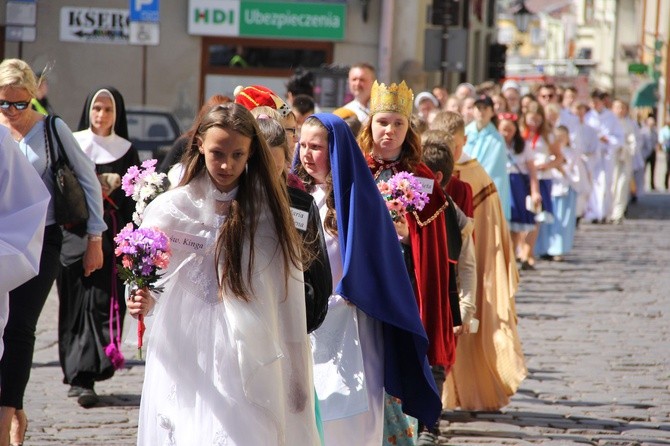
top-left (520, 100), bottom-right (550, 141)
top-left (357, 113), bottom-right (423, 172)
top-left (179, 103), bottom-right (303, 301)
top-left (294, 117), bottom-right (338, 237)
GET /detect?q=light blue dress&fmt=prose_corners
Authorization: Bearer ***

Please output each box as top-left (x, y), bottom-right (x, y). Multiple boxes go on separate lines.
top-left (535, 146), bottom-right (580, 257)
top-left (534, 188), bottom-right (577, 257)
top-left (465, 121), bottom-right (511, 220)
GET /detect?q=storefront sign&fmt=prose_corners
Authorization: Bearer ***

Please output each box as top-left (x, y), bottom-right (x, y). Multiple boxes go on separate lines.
top-left (60, 7), bottom-right (130, 44)
top-left (188, 0), bottom-right (346, 40)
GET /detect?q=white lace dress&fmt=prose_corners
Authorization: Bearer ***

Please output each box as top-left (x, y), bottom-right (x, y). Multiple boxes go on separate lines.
top-left (136, 173), bottom-right (320, 446)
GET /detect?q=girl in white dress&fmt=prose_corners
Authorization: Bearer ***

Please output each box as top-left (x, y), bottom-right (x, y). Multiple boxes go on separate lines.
top-left (128, 103), bottom-right (320, 446)
top-left (298, 115), bottom-right (385, 445)
top-left (519, 100), bottom-right (563, 268)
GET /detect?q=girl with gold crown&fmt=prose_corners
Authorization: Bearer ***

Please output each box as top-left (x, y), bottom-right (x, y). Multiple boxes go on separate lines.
top-left (358, 81), bottom-right (457, 445)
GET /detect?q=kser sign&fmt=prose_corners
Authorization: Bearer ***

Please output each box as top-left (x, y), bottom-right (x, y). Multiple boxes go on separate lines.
top-left (60, 7), bottom-right (130, 44)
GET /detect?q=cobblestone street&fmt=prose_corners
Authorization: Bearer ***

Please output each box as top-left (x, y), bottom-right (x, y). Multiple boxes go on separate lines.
top-left (21, 190), bottom-right (670, 445)
top-left (439, 190), bottom-right (670, 445)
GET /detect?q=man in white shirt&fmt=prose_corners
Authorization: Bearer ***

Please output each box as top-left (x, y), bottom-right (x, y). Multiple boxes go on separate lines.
top-left (584, 89), bottom-right (624, 223)
top-left (342, 63), bottom-right (375, 124)
top-left (571, 102), bottom-right (599, 220)
top-left (610, 100), bottom-right (641, 223)
top-left (558, 86), bottom-right (580, 136)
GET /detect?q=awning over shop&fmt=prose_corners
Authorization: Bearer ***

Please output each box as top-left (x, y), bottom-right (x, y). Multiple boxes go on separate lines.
top-left (632, 81), bottom-right (658, 108)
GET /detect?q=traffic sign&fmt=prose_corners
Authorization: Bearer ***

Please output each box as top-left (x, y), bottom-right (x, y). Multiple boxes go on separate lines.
top-left (129, 0), bottom-right (159, 23)
top-left (129, 21), bottom-right (159, 45)
top-left (6, 1), bottom-right (36, 26)
top-left (5, 25), bottom-right (36, 42)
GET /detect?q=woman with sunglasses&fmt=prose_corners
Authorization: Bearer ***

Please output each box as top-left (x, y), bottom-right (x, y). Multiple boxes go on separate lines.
top-left (0, 59), bottom-right (106, 446)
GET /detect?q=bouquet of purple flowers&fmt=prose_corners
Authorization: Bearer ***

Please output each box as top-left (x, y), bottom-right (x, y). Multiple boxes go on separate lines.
top-left (376, 171), bottom-right (429, 222)
top-left (114, 223), bottom-right (171, 358)
top-left (121, 159), bottom-right (168, 226)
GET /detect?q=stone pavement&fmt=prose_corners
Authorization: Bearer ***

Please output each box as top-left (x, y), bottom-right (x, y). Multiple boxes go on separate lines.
top-left (21, 190), bottom-right (670, 445)
top-left (438, 190), bottom-right (670, 445)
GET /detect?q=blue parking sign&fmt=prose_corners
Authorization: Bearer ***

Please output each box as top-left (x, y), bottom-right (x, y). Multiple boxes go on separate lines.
top-left (129, 0), bottom-right (159, 22)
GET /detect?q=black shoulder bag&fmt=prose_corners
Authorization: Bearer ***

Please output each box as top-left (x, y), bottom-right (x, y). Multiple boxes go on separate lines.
top-left (45, 115), bottom-right (89, 226)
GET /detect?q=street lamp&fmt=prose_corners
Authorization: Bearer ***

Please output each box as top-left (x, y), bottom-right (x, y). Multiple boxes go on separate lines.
top-left (513, 1), bottom-right (533, 33)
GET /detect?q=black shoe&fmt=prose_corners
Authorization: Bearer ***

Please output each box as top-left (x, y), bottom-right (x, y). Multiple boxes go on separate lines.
top-left (521, 260), bottom-right (535, 271)
top-left (68, 385), bottom-right (86, 397)
top-left (77, 388), bottom-right (99, 408)
top-left (416, 430), bottom-right (439, 446)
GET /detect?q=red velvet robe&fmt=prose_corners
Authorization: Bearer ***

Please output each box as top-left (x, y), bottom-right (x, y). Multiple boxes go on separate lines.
top-left (446, 175), bottom-right (474, 218)
top-left (368, 156), bottom-right (456, 368)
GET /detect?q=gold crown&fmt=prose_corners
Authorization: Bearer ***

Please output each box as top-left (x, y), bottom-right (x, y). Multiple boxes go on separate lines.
top-left (369, 80), bottom-right (414, 118)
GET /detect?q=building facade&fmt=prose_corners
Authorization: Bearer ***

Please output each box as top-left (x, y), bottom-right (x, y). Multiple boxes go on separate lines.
top-left (637, 0), bottom-right (669, 122)
top-left (2, 0), bottom-right (498, 127)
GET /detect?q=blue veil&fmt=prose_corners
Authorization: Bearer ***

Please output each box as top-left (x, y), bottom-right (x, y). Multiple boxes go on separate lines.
top-left (306, 113), bottom-right (441, 426)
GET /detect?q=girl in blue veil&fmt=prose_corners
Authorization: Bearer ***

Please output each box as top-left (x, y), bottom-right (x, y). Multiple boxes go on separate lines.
top-left (294, 113), bottom-right (440, 444)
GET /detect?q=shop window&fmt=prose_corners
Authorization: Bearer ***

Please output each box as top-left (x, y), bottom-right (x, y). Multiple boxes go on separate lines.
top-left (209, 44), bottom-right (328, 69)
top-left (202, 37), bottom-right (333, 76)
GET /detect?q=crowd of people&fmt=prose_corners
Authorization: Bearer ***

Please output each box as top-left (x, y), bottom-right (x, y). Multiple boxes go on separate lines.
top-left (0, 55), bottom-right (668, 446)
top-left (420, 78), bottom-right (668, 267)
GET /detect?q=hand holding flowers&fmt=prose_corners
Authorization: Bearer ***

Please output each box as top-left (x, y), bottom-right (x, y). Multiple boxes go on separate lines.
top-left (114, 224), bottom-right (171, 358)
top-left (377, 171), bottom-right (429, 222)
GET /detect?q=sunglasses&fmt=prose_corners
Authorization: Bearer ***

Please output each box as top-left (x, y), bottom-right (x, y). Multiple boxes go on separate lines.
top-left (0, 100), bottom-right (31, 111)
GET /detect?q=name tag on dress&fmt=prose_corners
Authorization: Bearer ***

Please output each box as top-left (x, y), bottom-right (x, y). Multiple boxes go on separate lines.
top-left (166, 230), bottom-right (208, 254)
top-left (291, 207), bottom-right (309, 232)
top-left (415, 176), bottom-right (435, 194)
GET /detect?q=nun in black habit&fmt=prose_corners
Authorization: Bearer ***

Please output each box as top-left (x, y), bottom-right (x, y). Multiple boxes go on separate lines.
top-left (56, 86), bottom-right (140, 407)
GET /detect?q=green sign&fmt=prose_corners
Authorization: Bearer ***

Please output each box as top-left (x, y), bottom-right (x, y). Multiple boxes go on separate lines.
top-left (241, 2), bottom-right (345, 40)
top-left (188, 0), bottom-right (346, 41)
top-left (628, 63), bottom-right (647, 74)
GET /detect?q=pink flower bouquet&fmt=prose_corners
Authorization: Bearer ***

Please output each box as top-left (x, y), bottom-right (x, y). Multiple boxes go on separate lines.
top-left (114, 223), bottom-right (171, 358)
top-left (377, 171), bottom-right (429, 222)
